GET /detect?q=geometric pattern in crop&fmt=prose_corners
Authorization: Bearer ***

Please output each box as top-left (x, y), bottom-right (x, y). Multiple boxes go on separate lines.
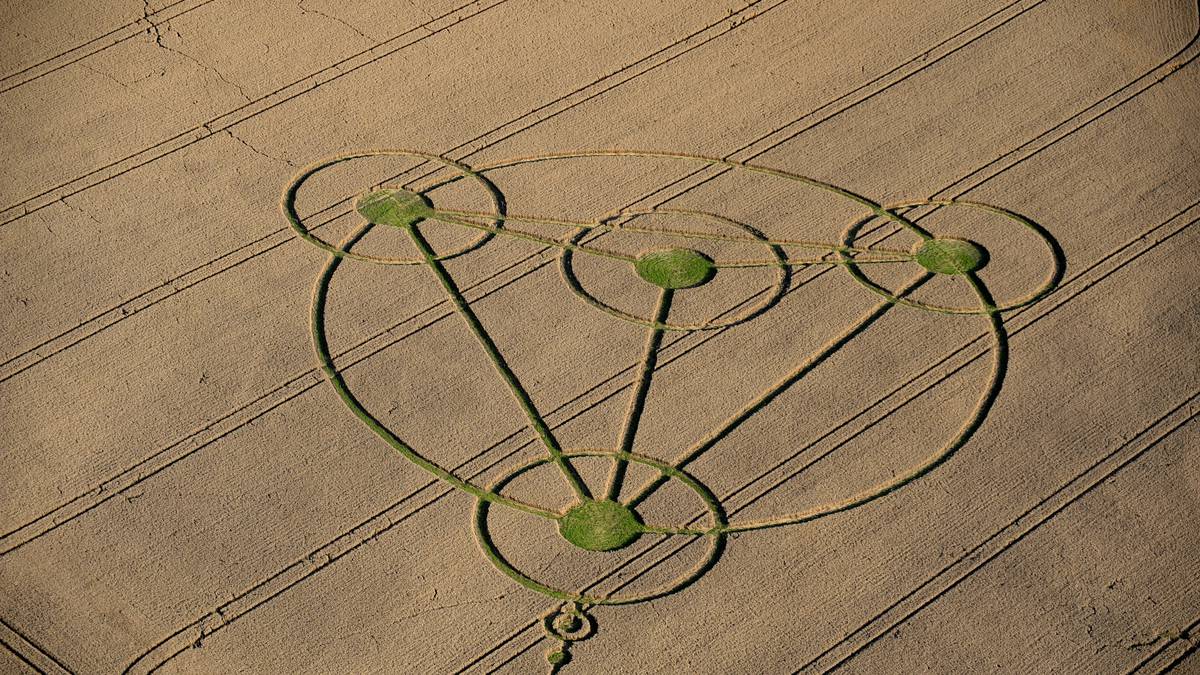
top-left (283, 149), bottom-right (1063, 672)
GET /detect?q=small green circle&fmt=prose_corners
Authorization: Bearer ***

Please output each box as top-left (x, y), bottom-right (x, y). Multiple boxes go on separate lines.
top-left (355, 188), bottom-right (433, 228)
top-left (633, 248), bottom-right (715, 289)
top-left (546, 650), bottom-right (569, 666)
top-left (912, 237), bottom-right (987, 275)
top-left (558, 499), bottom-right (643, 551)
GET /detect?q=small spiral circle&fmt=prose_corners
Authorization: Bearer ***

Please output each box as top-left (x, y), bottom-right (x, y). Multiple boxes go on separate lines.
top-left (542, 604), bottom-right (596, 642)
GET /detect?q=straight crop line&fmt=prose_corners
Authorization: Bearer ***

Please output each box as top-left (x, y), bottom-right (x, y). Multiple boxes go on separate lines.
top-left (0, 0), bottom-right (794, 384)
top-left (0, 617), bottom-right (73, 675)
top-left (139, 196), bottom-right (1197, 674)
top-left (0, 0), bottom-right (1021, 387)
top-left (0, 0), bottom-right (800, 555)
top-left (790, 217), bottom-right (1200, 670)
top-left (449, 24), bottom-right (1200, 652)
top-left (451, 68), bottom-right (1200, 675)
top-left (0, 636), bottom-right (41, 675)
top-left (0, 245), bottom-right (557, 553)
top-left (0, 0), bottom-right (505, 228)
top-left (1159, 642), bottom-right (1200, 674)
top-left (0, 0), bottom-right (1172, 631)
top-left (640, 1), bottom-right (1200, 217)
top-left (0, 0), bottom-right (216, 95)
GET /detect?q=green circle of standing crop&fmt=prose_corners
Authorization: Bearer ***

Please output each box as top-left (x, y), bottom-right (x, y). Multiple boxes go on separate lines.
top-left (633, 248), bottom-right (716, 289)
top-left (355, 188), bottom-right (434, 229)
top-left (912, 237), bottom-right (987, 275)
top-left (559, 499), bottom-right (643, 551)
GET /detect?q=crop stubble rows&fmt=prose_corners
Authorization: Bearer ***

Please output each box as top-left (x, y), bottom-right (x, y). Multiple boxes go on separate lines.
top-left (131, 6), bottom-right (1200, 672)
top-left (2, 2), bottom-right (1200, 667)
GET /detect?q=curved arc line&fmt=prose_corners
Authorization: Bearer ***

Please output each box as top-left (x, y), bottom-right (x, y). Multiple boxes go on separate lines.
top-left (473, 449), bottom-right (726, 606)
top-left (716, 274), bottom-right (1008, 533)
top-left (88, 0), bottom-right (1200, 667)
top-left (433, 204), bottom-right (912, 256)
top-left (558, 210), bottom-right (792, 331)
top-left (426, 212), bottom-right (637, 262)
top-left (622, 271), bottom-right (934, 510)
top-left (419, 149), bottom-right (927, 237)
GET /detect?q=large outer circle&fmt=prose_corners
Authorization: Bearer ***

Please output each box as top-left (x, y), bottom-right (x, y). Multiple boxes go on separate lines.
top-left (559, 209), bottom-right (789, 330)
top-left (840, 199), bottom-right (1063, 314)
top-left (283, 150), bottom-right (504, 265)
top-left (474, 449), bottom-right (727, 606)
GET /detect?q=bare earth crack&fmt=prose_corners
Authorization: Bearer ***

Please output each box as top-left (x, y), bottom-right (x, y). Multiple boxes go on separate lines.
top-left (402, 0), bottom-right (437, 24)
top-left (392, 592), bottom-right (512, 625)
top-left (142, 0), bottom-right (167, 47)
top-left (59, 196), bottom-right (103, 226)
top-left (143, 1), bottom-right (253, 102)
top-left (297, 0), bottom-right (379, 43)
top-left (76, 61), bottom-right (141, 95)
top-left (224, 129), bottom-right (297, 167)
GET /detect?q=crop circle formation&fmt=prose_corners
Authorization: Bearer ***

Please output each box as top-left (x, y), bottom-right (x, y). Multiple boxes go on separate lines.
top-left (283, 149), bottom-right (1063, 672)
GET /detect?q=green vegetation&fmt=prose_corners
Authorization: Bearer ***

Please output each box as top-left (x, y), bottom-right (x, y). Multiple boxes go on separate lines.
top-left (912, 237), bottom-right (988, 274)
top-left (633, 248), bottom-right (716, 289)
top-left (558, 499), bottom-right (643, 552)
top-left (355, 188), bottom-right (433, 228)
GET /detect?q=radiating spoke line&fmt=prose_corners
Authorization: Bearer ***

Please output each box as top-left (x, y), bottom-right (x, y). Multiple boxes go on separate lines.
top-left (406, 222), bottom-right (593, 501)
top-left (312, 223), bottom-right (558, 519)
top-left (625, 273), bottom-right (932, 510)
top-left (604, 288), bottom-right (674, 501)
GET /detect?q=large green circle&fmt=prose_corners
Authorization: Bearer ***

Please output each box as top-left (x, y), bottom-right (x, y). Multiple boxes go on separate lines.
top-left (355, 188), bottom-right (434, 229)
top-left (912, 237), bottom-right (987, 275)
top-left (633, 248), bottom-right (715, 289)
top-left (558, 499), bottom-right (643, 551)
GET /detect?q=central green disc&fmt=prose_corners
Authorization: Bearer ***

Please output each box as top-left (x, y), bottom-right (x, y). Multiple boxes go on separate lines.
top-left (559, 499), bottom-right (643, 552)
top-left (633, 248), bottom-right (716, 289)
top-left (912, 237), bottom-right (987, 275)
top-left (355, 188), bottom-right (434, 228)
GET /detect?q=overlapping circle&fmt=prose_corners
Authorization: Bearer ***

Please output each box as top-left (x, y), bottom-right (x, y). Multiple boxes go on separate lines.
top-left (283, 149), bottom-right (504, 265)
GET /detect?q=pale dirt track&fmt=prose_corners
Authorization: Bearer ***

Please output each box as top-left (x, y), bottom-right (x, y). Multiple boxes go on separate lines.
top-left (1, 1), bottom-right (1198, 673)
